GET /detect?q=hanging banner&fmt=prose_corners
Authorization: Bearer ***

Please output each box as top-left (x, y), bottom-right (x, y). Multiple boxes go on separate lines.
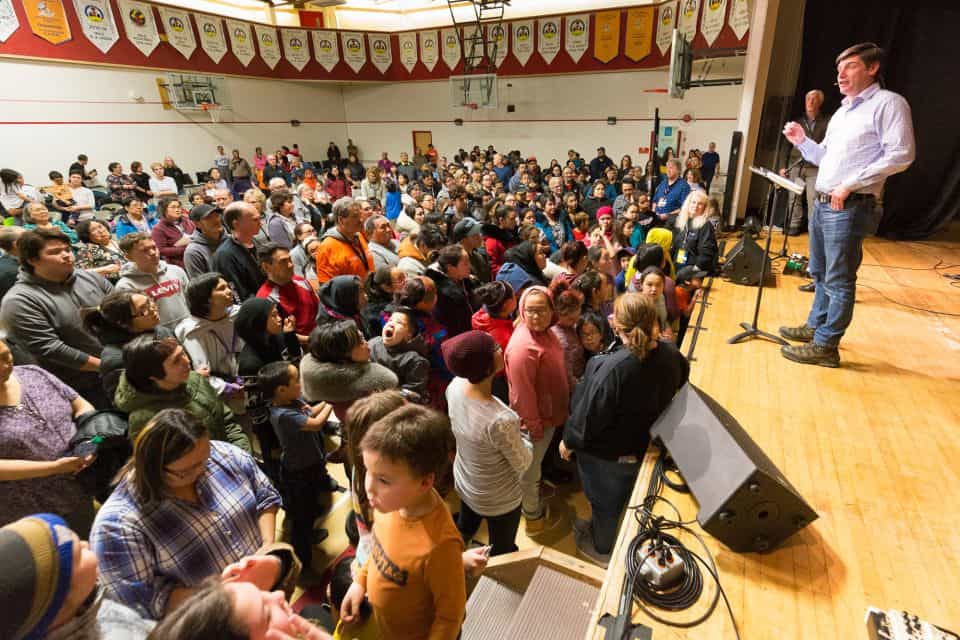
top-left (511, 20), bottom-right (533, 67)
top-left (256, 25), bottom-right (281, 69)
top-left (655, 1), bottom-right (678, 56)
top-left (488, 23), bottom-right (508, 68)
top-left (224, 19), bottom-right (254, 67)
top-left (73, 0), bottom-right (118, 53)
top-left (23, 0), bottom-right (71, 44)
top-left (157, 6), bottom-right (194, 59)
top-left (341, 31), bottom-right (366, 73)
top-left (729, 0), bottom-right (750, 40)
top-left (117, 0), bottom-right (158, 56)
top-left (398, 31), bottom-right (417, 73)
top-left (537, 17), bottom-right (560, 64)
top-left (196, 14), bottom-right (227, 63)
top-left (677, 0), bottom-right (700, 43)
top-left (624, 7), bottom-right (654, 62)
top-left (441, 27), bottom-right (459, 71)
top-left (282, 28), bottom-right (310, 71)
top-left (564, 14), bottom-right (589, 63)
top-left (419, 29), bottom-right (438, 71)
top-left (311, 29), bottom-right (337, 72)
top-left (700, 0), bottom-right (727, 45)
top-left (593, 10), bottom-right (620, 64)
top-left (0, 0), bottom-right (18, 43)
top-left (368, 32), bottom-right (392, 73)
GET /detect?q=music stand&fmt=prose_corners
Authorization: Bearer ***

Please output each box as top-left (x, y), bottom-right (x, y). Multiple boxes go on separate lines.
top-left (727, 166), bottom-right (804, 345)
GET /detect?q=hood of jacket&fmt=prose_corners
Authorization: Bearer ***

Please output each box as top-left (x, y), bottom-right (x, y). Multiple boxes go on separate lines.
top-left (481, 223), bottom-right (517, 245)
top-left (299, 355), bottom-right (398, 403)
top-left (471, 308), bottom-right (513, 334)
top-left (189, 229), bottom-right (222, 248)
top-left (118, 259), bottom-right (174, 282)
top-left (503, 241), bottom-right (546, 283)
top-left (113, 368), bottom-right (196, 414)
top-left (517, 285), bottom-right (555, 327)
top-left (397, 235), bottom-right (425, 262)
top-left (174, 304), bottom-right (239, 341)
top-left (319, 275), bottom-right (362, 317)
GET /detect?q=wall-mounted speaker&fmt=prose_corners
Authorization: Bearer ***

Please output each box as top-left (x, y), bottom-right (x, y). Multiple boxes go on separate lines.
top-left (651, 384), bottom-right (818, 553)
top-left (290, 119), bottom-right (301, 127)
top-left (506, 104), bottom-right (516, 113)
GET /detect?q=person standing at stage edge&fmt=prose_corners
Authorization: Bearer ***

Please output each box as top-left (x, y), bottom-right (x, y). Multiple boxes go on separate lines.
top-left (780, 90), bottom-right (830, 241)
top-left (780, 42), bottom-right (914, 368)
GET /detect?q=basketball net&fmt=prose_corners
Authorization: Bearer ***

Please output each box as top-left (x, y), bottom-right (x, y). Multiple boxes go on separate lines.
top-left (199, 103), bottom-right (222, 123)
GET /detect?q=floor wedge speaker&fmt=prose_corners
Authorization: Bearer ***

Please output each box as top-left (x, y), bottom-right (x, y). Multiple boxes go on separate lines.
top-left (722, 233), bottom-right (767, 285)
top-left (651, 384), bottom-right (818, 553)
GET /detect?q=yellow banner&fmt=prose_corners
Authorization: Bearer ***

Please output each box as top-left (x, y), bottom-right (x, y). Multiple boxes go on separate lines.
top-left (624, 7), bottom-right (654, 62)
top-left (593, 10), bottom-right (621, 63)
top-left (23, 0), bottom-right (71, 44)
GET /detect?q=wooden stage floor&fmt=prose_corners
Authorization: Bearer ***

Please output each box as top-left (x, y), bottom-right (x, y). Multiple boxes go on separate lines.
top-left (312, 224), bottom-right (960, 639)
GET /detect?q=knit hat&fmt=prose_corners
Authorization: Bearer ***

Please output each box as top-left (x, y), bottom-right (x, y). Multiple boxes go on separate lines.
top-left (442, 330), bottom-right (497, 383)
top-left (596, 206), bottom-right (614, 221)
top-left (0, 514), bottom-right (75, 640)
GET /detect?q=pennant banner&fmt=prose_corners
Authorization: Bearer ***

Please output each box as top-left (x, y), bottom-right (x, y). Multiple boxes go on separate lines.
top-left (282, 28), bottom-right (310, 71)
top-left (398, 31), bottom-right (417, 73)
top-left (368, 32), bottom-right (391, 73)
top-left (117, 0), bottom-right (158, 56)
top-left (677, 0), bottom-right (700, 43)
top-left (537, 17), bottom-right (560, 64)
top-left (224, 19), bottom-right (254, 66)
top-left (489, 23), bottom-right (508, 67)
top-left (593, 10), bottom-right (620, 63)
top-left (0, 0), bottom-right (17, 42)
top-left (196, 14), bottom-right (227, 63)
top-left (311, 29), bottom-right (338, 72)
top-left (341, 31), bottom-right (366, 73)
top-left (157, 6), bottom-right (194, 59)
top-left (441, 27), bottom-right (459, 70)
top-left (656, 1), bottom-right (677, 56)
top-left (564, 13), bottom-right (589, 63)
top-left (73, 0), bottom-right (118, 53)
top-left (700, 0), bottom-right (727, 45)
top-left (511, 20), bottom-right (533, 67)
top-left (624, 7), bottom-right (654, 62)
top-left (24, 0), bottom-right (71, 44)
top-left (256, 24), bottom-right (281, 69)
top-left (419, 29), bottom-right (438, 71)
top-left (729, 0), bottom-right (750, 40)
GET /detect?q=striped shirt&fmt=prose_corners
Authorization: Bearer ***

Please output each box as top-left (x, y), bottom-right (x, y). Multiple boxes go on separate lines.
top-left (90, 441), bottom-right (282, 619)
top-left (797, 83), bottom-right (915, 196)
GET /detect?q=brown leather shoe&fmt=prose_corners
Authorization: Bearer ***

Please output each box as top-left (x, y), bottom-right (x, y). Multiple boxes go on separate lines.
top-left (781, 342), bottom-right (840, 368)
top-left (779, 324), bottom-right (816, 342)
top-left (798, 281), bottom-right (815, 292)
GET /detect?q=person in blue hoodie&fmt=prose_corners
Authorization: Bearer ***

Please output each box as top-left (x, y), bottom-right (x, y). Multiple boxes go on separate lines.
top-left (496, 241), bottom-right (548, 296)
top-left (533, 195), bottom-right (574, 253)
top-left (113, 197), bottom-right (157, 240)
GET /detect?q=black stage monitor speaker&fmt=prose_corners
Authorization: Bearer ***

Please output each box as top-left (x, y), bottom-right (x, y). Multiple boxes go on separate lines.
top-left (720, 131), bottom-right (742, 223)
top-left (651, 384), bottom-right (818, 553)
top-left (722, 233), bottom-right (767, 285)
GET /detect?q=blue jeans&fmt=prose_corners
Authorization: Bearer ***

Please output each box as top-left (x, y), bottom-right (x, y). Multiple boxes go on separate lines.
top-left (577, 451), bottom-right (640, 555)
top-left (806, 198), bottom-right (871, 347)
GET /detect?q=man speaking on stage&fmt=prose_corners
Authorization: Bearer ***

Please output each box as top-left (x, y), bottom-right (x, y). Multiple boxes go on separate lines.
top-left (778, 42), bottom-right (915, 368)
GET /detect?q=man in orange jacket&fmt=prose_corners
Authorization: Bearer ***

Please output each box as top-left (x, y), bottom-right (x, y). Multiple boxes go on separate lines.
top-left (315, 196), bottom-right (375, 285)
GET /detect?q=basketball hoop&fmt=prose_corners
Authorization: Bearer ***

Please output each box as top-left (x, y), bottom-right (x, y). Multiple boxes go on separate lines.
top-left (468, 102), bottom-right (479, 110)
top-left (199, 102), bottom-right (222, 123)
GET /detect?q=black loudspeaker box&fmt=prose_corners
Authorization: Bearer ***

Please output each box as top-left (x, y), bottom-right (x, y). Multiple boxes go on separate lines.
top-left (720, 131), bottom-right (742, 223)
top-left (722, 233), bottom-right (767, 285)
top-left (651, 384), bottom-right (818, 553)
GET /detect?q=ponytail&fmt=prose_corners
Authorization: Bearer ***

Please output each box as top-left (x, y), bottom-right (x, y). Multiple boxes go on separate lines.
top-left (613, 293), bottom-right (659, 360)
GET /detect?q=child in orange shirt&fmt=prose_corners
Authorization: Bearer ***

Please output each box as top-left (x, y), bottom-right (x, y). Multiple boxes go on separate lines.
top-left (341, 404), bottom-right (466, 640)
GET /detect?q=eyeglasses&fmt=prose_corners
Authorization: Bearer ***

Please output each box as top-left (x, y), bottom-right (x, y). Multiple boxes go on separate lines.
top-left (524, 307), bottom-right (550, 317)
top-left (164, 458), bottom-right (206, 480)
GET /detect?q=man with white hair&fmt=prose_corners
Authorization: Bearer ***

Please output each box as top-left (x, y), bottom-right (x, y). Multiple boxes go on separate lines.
top-left (261, 155), bottom-right (288, 186)
top-left (781, 89), bottom-right (830, 239)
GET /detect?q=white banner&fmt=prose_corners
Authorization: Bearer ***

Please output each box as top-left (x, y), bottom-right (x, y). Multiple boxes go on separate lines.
top-left (564, 13), bottom-right (589, 63)
top-left (0, 0), bottom-right (18, 43)
top-left (341, 31), bottom-right (366, 73)
top-left (419, 30), bottom-right (438, 71)
top-left (489, 23), bottom-right (508, 67)
top-left (117, 0), bottom-right (158, 56)
top-left (537, 17), bottom-right (560, 64)
top-left (656, 1), bottom-right (678, 56)
top-left (729, 0), bottom-right (750, 40)
top-left (700, 0), bottom-right (727, 45)
top-left (225, 19), bottom-right (254, 67)
top-left (73, 0), bottom-right (118, 53)
top-left (256, 24), bottom-right (281, 69)
top-left (398, 31), bottom-right (417, 73)
top-left (157, 6), bottom-right (194, 60)
top-left (311, 29), bottom-right (338, 72)
top-left (368, 32), bottom-right (391, 73)
top-left (511, 20), bottom-right (533, 67)
top-left (441, 27), bottom-right (459, 70)
top-left (677, 0), bottom-right (700, 43)
top-left (282, 28), bottom-right (310, 71)
top-left (196, 14), bottom-right (227, 63)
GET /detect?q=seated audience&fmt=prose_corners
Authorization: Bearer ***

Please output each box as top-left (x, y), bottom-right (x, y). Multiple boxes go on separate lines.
top-left (114, 197), bottom-right (156, 239)
top-left (0, 226), bottom-right (23, 301)
top-left (106, 162), bottom-right (137, 203)
top-left (74, 219), bottom-right (124, 282)
top-left (182, 203), bottom-right (224, 279)
top-left (148, 162), bottom-right (178, 200)
top-left (67, 172), bottom-right (96, 224)
top-left (315, 197), bottom-right (375, 284)
top-left (369, 306), bottom-right (431, 403)
top-left (24, 200), bottom-right (78, 242)
top-left (213, 202), bottom-right (266, 302)
top-left (672, 190), bottom-right (719, 274)
top-left (151, 197), bottom-right (195, 269)
top-left (115, 233), bottom-right (190, 330)
top-left (582, 181), bottom-right (612, 219)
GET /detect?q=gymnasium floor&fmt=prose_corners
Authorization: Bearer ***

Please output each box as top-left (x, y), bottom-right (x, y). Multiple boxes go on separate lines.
top-left (307, 223), bottom-right (960, 637)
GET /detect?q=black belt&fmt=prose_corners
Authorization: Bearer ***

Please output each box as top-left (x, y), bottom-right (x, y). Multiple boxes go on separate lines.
top-left (815, 192), bottom-right (874, 204)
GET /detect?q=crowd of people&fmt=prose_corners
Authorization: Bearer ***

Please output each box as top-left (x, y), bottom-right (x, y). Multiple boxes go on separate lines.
top-left (0, 140), bottom-right (720, 640)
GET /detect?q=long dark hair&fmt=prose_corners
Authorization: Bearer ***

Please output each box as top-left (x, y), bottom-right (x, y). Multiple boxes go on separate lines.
top-left (186, 272), bottom-right (224, 318)
top-left (147, 577), bottom-right (244, 640)
top-left (83, 290), bottom-right (138, 336)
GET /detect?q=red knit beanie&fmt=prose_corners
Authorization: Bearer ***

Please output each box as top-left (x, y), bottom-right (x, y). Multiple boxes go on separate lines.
top-left (596, 206), bottom-right (614, 221)
top-left (441, 330), bottom-right (497, 383)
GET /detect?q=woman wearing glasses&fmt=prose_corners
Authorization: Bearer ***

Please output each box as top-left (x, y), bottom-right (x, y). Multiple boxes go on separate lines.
top-left (91, 408), bottom-right (283, 620)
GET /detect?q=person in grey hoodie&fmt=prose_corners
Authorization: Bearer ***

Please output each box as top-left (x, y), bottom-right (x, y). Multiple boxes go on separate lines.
top-left (183, 204), bottom-right (224, 279)
top-left (114, 233), bottom-right (190, 330)
top-left (0, 228), bottom-right (113, 408)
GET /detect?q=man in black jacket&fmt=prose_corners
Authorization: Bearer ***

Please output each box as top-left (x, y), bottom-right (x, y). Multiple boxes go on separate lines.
top-left (589, 147), bottom-right (615, 181)
top-left (212, 202), bottom-right (265, 302)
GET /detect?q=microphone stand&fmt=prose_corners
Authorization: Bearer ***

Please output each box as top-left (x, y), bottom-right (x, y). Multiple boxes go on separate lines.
top-left (777, 159), bottom-right (803, 258)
